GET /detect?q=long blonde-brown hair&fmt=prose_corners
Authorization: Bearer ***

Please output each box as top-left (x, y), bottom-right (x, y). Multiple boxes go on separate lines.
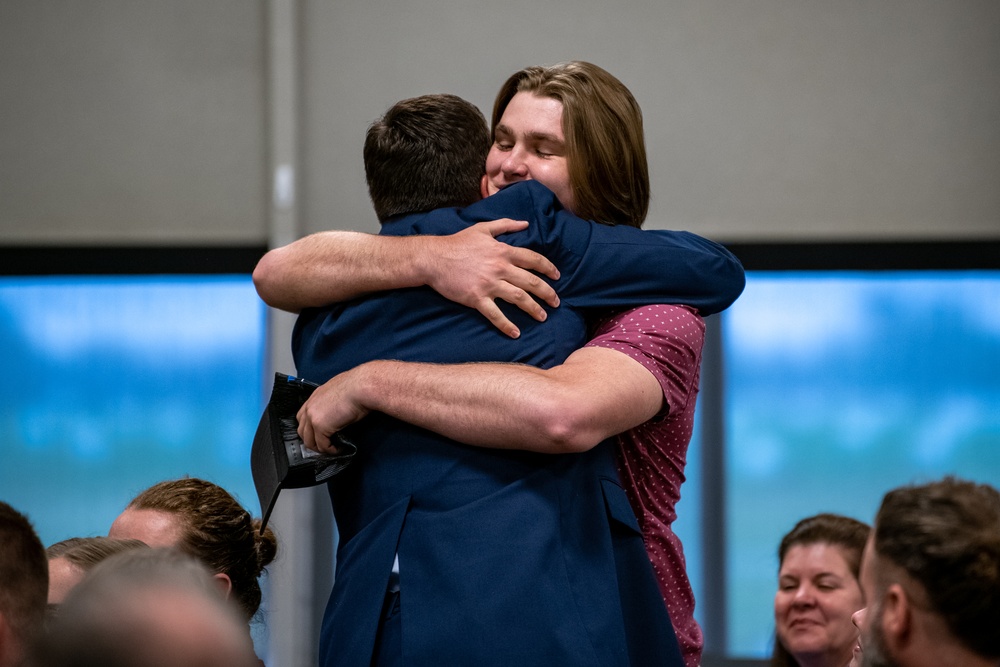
top-left (491, 61), bottom-right (650, 228)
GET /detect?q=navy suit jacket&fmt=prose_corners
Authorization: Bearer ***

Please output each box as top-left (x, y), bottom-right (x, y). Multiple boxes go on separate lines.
top-left (293, 181), bottom-right (744, 666)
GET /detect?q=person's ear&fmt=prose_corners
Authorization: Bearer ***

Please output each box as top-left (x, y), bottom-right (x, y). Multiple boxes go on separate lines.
top-left (212, 572), bottom-right (233, 599)
top-left (879, 583), bottom-right (912, 650)
top-left (480, 174), bottom-right (490, 199)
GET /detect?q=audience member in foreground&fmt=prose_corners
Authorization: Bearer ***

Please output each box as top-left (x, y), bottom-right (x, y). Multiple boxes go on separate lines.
top-left (772, 513), bottom-right (869, 667)
top-left (0, 502), bottom-right (47, 667)
top-left (46, 537), bottom-right (148, 608)
top-left (108, 477), bottom-right (277, 625)
top-left (30, 548), bottom-right (261, 667)
top-left (852, 476), bottom-right (1000, 667)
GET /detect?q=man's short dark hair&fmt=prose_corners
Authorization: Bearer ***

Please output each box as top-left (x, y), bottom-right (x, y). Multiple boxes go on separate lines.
top-left (364, 93), bottom-right (489, 222)
top-left (0, 501), bottom-right (48, 655)
top-left (874, 476), bottom-right (1000, 658)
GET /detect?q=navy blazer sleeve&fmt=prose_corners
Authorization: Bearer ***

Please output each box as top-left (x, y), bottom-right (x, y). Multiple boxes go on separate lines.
top-left (383, 180), bottom-right (745, 316)
top-left (551, 222), bottom-right (745, 316)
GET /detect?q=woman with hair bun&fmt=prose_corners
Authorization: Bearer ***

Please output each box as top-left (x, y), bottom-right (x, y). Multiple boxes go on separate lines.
top-left (108, 477), bottom-right (278, 624)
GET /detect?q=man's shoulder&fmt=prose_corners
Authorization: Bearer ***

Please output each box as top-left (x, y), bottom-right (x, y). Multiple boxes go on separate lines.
top-left (494, 180), bottom-right (560, 203)
top-left (462, 181), bottom-right (562, 221)
top-left (378, 207), bottom-right (464, 237)
top-left (378, 207), bottom-right (460, 236)
top-left (377, 182), bottom-right (568, 239)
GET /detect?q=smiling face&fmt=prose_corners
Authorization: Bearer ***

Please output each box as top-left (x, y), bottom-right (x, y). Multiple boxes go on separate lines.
top-left (484, 91), bottom-right (576, 214)
top-left (775, 542), bottom-right (866, 667)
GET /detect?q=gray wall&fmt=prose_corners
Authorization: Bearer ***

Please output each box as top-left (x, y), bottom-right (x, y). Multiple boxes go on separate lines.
top-left (3, 0), bottom-right (998, 245)
top-left (1, 1), bottom-right (268, 244)
top-left (300, 0), bottom-right (1000, 242)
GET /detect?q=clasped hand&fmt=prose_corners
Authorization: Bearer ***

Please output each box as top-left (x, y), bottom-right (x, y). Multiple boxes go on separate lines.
top-left (425, 219), bottom-right (560, 338)
top-left (297, 367), bottom-right (369, 455)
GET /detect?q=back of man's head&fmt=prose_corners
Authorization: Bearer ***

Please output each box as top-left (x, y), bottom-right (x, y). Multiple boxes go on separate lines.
top-left (33, 547), bottom-right (260, 667)
top-left (364, 93), bottom-right (489, 222)
top-left (873, 476), bottom-right (1000, 659)
top-left (0, 502), bottom-right (47, 667)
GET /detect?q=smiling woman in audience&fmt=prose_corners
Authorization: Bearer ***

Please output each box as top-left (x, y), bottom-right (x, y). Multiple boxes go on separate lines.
top-left (772, 513), bottom-right (869, 667)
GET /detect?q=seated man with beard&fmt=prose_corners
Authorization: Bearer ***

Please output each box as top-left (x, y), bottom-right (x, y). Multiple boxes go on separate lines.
top-left (851, 476), bottom-right (1000, 667)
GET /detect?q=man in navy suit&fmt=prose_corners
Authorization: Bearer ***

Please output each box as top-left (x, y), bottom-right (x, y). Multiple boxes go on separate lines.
top-left (260, 82), bottom-right (743, 666)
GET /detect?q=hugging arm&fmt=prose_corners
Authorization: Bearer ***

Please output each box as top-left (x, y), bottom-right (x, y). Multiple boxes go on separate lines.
top-left (296, 345), bottom-right (663, 455)
top-left (296, 304), bottom-right (703, 455)
top-left (253, 220), bottom-right (560, 338)
top-left (254, 205), bottom-right (746, 335)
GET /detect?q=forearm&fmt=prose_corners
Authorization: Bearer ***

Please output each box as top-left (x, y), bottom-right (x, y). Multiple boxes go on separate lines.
top-left (252, 231), bottom-right (433, 312)
top-left (350, 348), bottom-right (662, 453)
top-left (352, 360), bottom-right (568, 451)
top-left (252, 221), bottom-right (559, 338)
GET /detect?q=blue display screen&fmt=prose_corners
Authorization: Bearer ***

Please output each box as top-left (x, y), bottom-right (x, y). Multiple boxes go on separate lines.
top-left (0, 276), bottom-right (266, 547)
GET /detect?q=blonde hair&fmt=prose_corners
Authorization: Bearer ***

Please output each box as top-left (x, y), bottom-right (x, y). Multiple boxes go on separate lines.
top-left (47, 536), bottom-right (149, 569)
top-left (492, 61), bottom-right (649, 228)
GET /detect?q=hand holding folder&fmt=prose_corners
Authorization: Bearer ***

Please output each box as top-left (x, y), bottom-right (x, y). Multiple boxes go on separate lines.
top-left (251, 373), bottom-right (357, 531)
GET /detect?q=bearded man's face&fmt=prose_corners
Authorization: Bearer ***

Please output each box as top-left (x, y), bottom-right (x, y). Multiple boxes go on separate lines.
top-left (859, 600), bottom-right (899, 667)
